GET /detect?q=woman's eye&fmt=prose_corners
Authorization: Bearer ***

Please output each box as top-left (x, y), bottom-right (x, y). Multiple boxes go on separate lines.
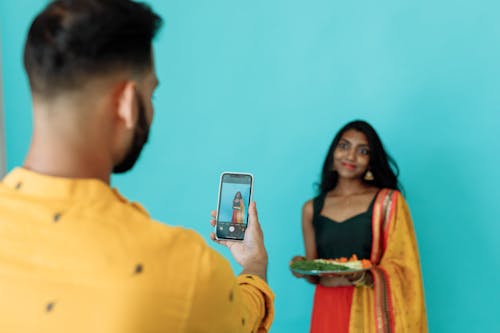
top-left (338, 142), bottom-right (349, 150)
top-left (358, 148), bottom-right (370, 155)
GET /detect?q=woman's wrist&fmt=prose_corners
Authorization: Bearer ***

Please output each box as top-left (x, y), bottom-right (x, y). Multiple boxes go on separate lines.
top-left (346, 271), bottom-right (374, 287)
top-left (306, 275), bottom-right (320, 285)
top-left (347, 272), bottom-right (367, 286)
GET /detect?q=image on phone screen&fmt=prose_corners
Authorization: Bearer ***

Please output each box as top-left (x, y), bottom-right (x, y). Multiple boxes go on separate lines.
top-left (216, 173), bottom-right (252, 240)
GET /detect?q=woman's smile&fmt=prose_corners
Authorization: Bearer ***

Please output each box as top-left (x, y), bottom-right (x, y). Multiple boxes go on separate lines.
top-left (341, 162), bottom-right (357, 170)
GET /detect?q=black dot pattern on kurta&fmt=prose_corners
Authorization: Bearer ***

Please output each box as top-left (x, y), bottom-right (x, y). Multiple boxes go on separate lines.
top-left (15, 182), bottom-right (22, 190)
top-left (242, 317), bottom-right (245, 326)
top-left (134, 263), bottom-right (143, 275)
top-left (228, 290), bottom-right (234, 302)
top-left (46, 302), bottom-right (55, 312)
top-left (53, 212), bottom-right (62, 223)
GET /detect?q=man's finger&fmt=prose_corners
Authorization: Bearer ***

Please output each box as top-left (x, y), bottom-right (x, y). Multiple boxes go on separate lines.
top-left (210, 232), bottom-right (230, 247)
top-left (247, 201), bottom-right (263, 235)
top-left (248, 201), bottom-right (260, 227)
top-left (248, 201), bottom-right (257, 221)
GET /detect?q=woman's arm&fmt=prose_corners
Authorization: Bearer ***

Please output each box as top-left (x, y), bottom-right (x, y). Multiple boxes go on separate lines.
top-left (301, 200), bottom-right (317, 260)
top-left (300, 200), bottom-right (320, 284)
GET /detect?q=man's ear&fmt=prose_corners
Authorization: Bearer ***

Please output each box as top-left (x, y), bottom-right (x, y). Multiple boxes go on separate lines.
top-left (114, 80), bottom-right (138, 130)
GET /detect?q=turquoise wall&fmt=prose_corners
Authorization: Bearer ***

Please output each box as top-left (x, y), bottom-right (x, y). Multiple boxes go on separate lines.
top-left (1, 0), bottom-right (499, 331)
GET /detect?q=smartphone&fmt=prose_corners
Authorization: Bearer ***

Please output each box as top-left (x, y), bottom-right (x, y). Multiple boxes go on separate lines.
top-left (215, 172), bottom-right (254, 241)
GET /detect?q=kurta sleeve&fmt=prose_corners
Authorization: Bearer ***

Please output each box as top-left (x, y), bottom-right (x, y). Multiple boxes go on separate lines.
top-left (184, 243), bottom-right (274, 333)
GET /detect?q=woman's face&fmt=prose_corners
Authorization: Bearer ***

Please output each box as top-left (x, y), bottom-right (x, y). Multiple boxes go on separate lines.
top-left (333, 129), bottom-right (371, 180)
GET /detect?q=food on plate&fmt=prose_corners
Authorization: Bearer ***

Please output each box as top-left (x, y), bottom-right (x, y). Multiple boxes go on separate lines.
top-left (290, 254), bottom-right (372, 272)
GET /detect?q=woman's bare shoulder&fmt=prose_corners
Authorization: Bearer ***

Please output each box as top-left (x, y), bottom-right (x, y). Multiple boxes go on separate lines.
top-left (302, 199), bottom-right (315, 218)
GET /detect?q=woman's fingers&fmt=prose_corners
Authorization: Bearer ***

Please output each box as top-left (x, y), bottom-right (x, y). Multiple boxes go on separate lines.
top-left (290, 255), bottom-right (307, 278)
top-left (290, 255), bottom-right (306, 264)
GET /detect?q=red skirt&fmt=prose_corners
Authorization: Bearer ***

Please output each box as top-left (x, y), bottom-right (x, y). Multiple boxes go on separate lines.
top-left (310, 285), bottom-right (354, 333)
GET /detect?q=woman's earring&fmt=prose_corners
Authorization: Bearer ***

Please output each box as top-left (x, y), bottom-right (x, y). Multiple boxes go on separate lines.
top-left (364, 170), bottom-right (374, 181)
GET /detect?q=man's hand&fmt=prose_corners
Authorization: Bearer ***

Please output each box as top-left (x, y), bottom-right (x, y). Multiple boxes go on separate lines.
top-left (210, 201), bottom-right (268, 281)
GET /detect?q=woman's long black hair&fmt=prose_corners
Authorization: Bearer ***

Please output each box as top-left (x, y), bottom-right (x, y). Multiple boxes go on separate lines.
top-left (318, 120), bottom-right (401, 194)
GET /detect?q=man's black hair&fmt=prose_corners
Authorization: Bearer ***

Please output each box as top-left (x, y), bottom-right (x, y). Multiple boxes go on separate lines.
top-left (24, 0), bottom-right (162, 96)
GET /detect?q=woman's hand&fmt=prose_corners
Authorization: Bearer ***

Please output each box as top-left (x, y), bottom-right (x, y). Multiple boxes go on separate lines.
top-left (289, 255), bottom-right (306, 278)
top-left (319, 275), bottom-right (352, 287)
top-left (344, 272), bottom-right (364, 283)
top-left (320, 271), bottom-right (372, 287)
top-left (290, 255), bottom-right (320, 284)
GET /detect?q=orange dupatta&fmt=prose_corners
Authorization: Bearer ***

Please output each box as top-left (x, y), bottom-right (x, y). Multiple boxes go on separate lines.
top-left (349, 189), bottom-right (428, 333)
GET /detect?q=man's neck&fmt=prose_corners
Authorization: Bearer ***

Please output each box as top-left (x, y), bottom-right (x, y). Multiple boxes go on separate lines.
top-left (24, 131), bottom-right (112, 184)
top-left (26, 96), bottom-right (115, 183)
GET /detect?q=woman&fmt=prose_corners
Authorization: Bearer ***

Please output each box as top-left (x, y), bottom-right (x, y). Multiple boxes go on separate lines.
top-left (231, 191), bottom-right (245, 223)
top-left (291, 120), bottom-right (427, 333)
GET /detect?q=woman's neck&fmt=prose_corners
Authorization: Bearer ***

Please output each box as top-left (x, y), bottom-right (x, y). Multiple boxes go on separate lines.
top-left (332, 177), bottom-right (370, 196)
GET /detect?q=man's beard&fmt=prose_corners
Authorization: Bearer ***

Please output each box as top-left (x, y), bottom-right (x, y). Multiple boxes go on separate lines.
top-left (112, 92), bottom-right (150, 174)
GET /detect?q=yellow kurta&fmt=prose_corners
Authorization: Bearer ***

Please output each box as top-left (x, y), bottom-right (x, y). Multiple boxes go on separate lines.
top-left (0, 168), bottom-right (274, 333)
top-left (349, 189), bottom-right (427, 333)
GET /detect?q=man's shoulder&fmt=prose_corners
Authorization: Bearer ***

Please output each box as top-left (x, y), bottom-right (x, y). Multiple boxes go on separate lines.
top-left (108, 196), bottom-right (206, 246)
top-left (146, 218), bottom-right (206, 247)
top-left (117, 207), bottom-right (209, 256)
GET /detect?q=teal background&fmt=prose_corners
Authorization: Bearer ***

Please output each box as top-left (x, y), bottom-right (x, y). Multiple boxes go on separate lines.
top-left (1, 0), bottom-right (499, 332)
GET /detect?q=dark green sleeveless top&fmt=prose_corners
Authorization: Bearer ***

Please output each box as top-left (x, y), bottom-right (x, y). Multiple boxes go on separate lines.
top-left (312, 192), bottom-right (377, 260)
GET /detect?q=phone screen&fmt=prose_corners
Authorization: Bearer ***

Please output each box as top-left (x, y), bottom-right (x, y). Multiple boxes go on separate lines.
top-left (216, 173), bottom-right (253, 240)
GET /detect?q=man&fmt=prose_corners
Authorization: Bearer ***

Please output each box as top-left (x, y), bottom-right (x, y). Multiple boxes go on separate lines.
top-left (0, 0), bottom-right (274, 332)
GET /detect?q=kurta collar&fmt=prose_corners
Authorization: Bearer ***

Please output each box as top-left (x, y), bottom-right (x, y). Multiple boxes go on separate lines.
top-left (2, 167), bottom-right (117, 202)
